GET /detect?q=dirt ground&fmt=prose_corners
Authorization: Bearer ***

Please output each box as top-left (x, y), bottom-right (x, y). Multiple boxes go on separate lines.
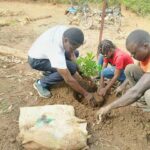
top-left (0, 1), bottom-right (150, 150)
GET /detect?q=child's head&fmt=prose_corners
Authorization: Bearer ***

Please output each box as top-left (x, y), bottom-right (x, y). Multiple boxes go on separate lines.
top-left (97, 39), bottom-right (116, 58)
top-left (126, 29), bottom-right (150, 61)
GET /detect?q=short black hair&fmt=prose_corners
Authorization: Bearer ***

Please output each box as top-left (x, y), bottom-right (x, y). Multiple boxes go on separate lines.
top-left (97, 39), bottom-right (116, 55)
top-left (63, 27), bottom-right (84, 45)
top-left (126, 29), bottom-right (150, 48)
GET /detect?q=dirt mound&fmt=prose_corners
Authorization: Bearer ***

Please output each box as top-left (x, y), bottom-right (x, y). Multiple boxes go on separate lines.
top-left (92, 92), bottom-right (104, 107)
top-left (72, 78), bottom-right (105, 107)
top-left (0, 55), bottom-right (150, 150)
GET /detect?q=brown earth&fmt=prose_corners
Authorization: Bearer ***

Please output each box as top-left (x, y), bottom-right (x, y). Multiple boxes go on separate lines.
top-left (0, 1), bottom-right (150, 150)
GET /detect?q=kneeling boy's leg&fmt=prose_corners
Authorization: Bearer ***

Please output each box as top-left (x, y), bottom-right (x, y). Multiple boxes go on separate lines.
top-left (144, 89), bottom-right (150, 106)
top-left (118, 70), bottom-right (126, 83)
top-left (125, 64), bottom-right (144, 87)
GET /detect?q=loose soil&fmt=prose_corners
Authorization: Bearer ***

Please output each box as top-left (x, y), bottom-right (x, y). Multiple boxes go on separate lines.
top-left (0, 1), bottom-right (150, 150)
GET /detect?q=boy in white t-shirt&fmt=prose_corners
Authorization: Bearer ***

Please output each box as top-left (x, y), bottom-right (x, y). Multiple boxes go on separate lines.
top-left (28, 25), bottom-right (93, 101)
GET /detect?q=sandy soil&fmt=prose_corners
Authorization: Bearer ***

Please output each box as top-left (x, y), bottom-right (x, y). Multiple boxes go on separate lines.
top-left (0, 1), bottom-right (150, 150)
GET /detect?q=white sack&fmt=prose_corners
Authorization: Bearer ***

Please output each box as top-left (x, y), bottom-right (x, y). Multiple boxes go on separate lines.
top-left (18, 105), bottom-right (88, 150)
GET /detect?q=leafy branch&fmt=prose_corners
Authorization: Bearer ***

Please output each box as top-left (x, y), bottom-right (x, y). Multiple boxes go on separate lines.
top-left (77, 52), bottom-right (102, 78)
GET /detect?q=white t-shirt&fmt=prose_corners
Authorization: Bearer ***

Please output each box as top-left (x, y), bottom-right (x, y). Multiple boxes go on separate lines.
top-left (28, 25), bottom-right (69, 69)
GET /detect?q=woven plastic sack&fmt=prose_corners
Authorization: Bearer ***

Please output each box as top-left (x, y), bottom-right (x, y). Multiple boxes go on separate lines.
top-left (18, 105), bottom-right (88, 150)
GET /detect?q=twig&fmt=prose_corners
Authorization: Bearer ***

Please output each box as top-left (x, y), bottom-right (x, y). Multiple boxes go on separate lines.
top-left (0, 93), bottom-right (4, 96)
top-left (25, 15), bottom-right (52, 22)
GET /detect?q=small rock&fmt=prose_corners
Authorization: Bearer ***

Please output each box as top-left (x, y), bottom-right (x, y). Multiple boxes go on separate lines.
top-left (18, 79), bottom-right (22, 82)
top-left (92, 123), bottom-right (95, 127)
top-left (19, 71), bottom-right (23, 74)
top-left (3, 65), bottom-right (7, 68)
top-left (107, 120), bottom-right (111, 124)
top-left (29, 92), bottom-right (33, 96)
top-left (95, 141), bottom-right (99, 145)
top-left (3, 126), bottom-right (8, 130)
top-left (9, 137), bottom-right (16, 143)
top-left (87, 134), bottom-right (92, 139)
top-left (146, 133), bottom-right (150, 143)
top-left (120, 116), bottom-right (125, 121)
top-left (7, 105), bottom-right (13, 112)
top-left (82, 146), bottom-right (89, 150)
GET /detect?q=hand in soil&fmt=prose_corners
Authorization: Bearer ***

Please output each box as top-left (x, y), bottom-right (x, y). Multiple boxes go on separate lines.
top-left (97, 87), bottom-right (107, 97)
top-left (88, 92), bottom-right (104, 107)
top-left (85, 93), bottom-right (97, 107)
top-left (93, 92), bottom-right (104, 107)
top-left (85, 93), bottom-right (93, 101)
top-left (96, 106), bottom-right (110, 123)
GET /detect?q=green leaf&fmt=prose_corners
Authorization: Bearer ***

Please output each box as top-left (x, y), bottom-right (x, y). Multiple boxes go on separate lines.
top-left (77, 52), bottom-right (101, 78)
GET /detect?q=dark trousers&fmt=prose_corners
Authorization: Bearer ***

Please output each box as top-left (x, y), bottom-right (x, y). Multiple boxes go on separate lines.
top-left (28, 50), bottom-right (79, 88)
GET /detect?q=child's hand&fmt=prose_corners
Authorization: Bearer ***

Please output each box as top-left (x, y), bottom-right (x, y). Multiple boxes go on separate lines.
top-left (97, 88), bottom-right (107, 97)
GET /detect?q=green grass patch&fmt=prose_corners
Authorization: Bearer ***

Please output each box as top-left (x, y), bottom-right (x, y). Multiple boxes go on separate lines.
top-left (30, 0), bottom-right (150, 16)
top-left (122, 0), bottom-right (150, 16)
